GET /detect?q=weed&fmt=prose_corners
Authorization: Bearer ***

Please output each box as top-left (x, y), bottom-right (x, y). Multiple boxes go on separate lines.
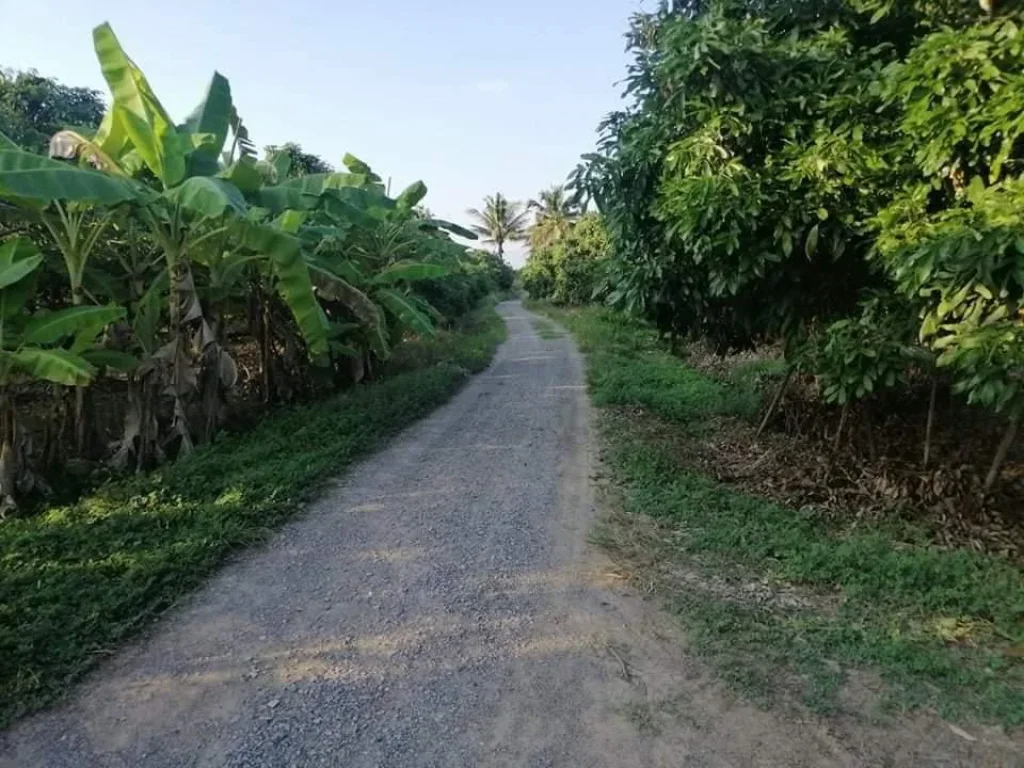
top-left (530, 316), bottom-right (564, 340)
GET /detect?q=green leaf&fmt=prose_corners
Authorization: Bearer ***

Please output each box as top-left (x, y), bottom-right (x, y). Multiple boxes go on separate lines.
top-left (270, 150), bottom-right (292, 182)
top-left (257, 172), bottom-right (370, 212)
top-left (232, 221), bottom-right (329, 357)
top-left (217, 157), bottom-right (262, 193)
top-left (23, 305), bottom-right (125, 346)
top-left (81, 348), bottom-right (138, 372)
top-left (93, 22), bottom-right (185, 186)
top-left (396, 181), bottom-right (427, 210)
top-left (0, 149), bottom-right (138, 204)
top-left (306, 257), bottom-right (389, 354)
top-left (805, 224), bottom-right (819, 258)
top-left (12, 347), bottom-right (96, 386)
top-left (426, 218), bottom-right (478, 240)
top-left (371, 262), bottom-right (449, 285)
top-left (342, 153), bottom-right (381, 183)
top-left (133, 268), bottom-right (167, 353)
top-left (0, 238), bottom-right (43, 290)
top-left (165, 177), bottom-right (247, 219)
top-left (376, 288), bottom-right (436, 337)
top-left (0, 130), bottom-right (19, 150)
top-left (183, 72), bottom-right (232, 176)
top-left (274, 210), bottom-right (307, 234)
top-left (781, 230), bottom-right (793, 257)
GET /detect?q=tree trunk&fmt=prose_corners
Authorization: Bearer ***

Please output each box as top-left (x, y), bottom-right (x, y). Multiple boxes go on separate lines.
top-left (259, 291), bottom-right (273, 404)
top-left (864, 402), bottom-right (877, 462)
top-left (167, 255), bottom-right (195, 456)
top-left (983, 414), bottom-right (1019, 496)
top-left (923, 377), bottom-right (938, 469)
top-left (0, 393), bottom-right (19, 517)
top-left (757, 367), bottom-right (794, 438)
top-left (198, 311), bottom-right (224, 445)
top-left (826, 402), bottom-right (851, 476)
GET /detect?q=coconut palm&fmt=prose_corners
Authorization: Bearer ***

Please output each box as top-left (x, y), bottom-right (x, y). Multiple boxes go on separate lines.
top-left (528, 185), bottom-right (579, 226)
top-left (466, 193), bottom-right (529, 261)
top-left (528, 185), bottom-right (580, 248)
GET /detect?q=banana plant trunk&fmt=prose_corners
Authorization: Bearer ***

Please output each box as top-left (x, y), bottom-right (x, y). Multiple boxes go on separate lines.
top-left (72, 281), bottom-right (97, 458)
top-left (167, 252), bottom-right (195, 455)
top-left (0, 392), bottom-right (19, 516)
top-left (198, 309), bottom-right (225, 445)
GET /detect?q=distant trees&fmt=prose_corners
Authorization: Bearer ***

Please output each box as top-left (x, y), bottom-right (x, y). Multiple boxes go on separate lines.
top-left (521, 182), bottom-right (608, 305)
top-left (263, 142), bottom-right (333, 178)
top-left (0, 68), bottom-right (105, 153)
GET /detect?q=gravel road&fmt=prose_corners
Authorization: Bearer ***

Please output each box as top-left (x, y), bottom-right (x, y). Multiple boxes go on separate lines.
top-left (4, 301), bottom-right (1009, 767)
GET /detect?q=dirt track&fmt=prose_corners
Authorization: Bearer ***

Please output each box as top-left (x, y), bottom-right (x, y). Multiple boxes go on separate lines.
top-left (1, 301), bottom-right (1017, 767)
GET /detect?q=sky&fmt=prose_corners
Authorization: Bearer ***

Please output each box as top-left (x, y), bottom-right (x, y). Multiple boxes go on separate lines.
top-left (1, 0), bottom-right (642, 266)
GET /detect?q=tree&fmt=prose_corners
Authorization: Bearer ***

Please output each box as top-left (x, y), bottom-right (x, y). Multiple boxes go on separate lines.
top-left (0, 69), bottom-right (105, 154)
top-left (528, 184), bottom-right (580, 249)
top-left (466, 193), bottom-right (529, 261)
top-left (264, 142), bottom-right (333, 179)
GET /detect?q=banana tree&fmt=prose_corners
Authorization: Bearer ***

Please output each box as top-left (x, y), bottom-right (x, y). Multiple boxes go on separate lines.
top-left (0, 238), bottom-right (124, 511)
top-left (0, 129), bottom-right (139, 455)
top-left (58, 23), bottom-right (328, 451)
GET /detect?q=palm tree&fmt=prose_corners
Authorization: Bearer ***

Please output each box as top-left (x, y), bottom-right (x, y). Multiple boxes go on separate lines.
top-left (528, 185), bottom-right (579, 226)
top-left (527, 185), bottom-right (580, 248)
top-left (466, 193), bottom-right (530, 262)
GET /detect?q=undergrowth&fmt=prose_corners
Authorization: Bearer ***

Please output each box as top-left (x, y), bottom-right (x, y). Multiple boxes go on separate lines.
top-left (530, 301), bottom-right (1024, 727)
top-left (0, 305), bottom-right (506, 727)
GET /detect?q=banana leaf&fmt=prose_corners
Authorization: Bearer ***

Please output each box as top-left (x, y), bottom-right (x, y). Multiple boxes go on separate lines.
top-left (164, 177), bottom-right (247, 219)
top-left (375, 288), bottom-right (436, 337)
top-left (12, 347), bottom-right (96, 386)
top-left (183, 72), bottom-right (232, 176)
top-left (233, 221), bottom-right (329, 357)
top-left (0, 238), bottom-right (43, 289)
top-left (371, 261), bottom-right (449, 285)
top-left (93, 23), bottom-right (185, 187)
top-left (0, 150), bottom-right (138, 204)
top-left (396, 181), bottom-right (427, 210)
top-left (23, 305), bottom-right (125, 346)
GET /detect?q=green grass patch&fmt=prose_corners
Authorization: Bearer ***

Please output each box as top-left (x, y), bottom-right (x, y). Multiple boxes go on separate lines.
top-left (0, 306), bottom-right (506, 727)
top-left (530, 316), bottom-right (565, 340)
top-left (532, 301), bottom-right (1024, 726)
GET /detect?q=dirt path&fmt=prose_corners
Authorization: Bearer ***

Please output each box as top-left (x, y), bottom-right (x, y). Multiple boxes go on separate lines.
top-left (0, 302), bottom-right (1009, 767)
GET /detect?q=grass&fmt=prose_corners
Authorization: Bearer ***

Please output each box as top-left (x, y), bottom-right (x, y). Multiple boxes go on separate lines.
top-left (0, 305), bottom-right (506, 727)
top-left (530, 301), bottom-right (1024, 727)
top-left (530, 316), bottom-right (565, 340)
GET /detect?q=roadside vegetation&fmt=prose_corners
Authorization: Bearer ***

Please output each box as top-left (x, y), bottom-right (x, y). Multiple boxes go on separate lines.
top-left (519, 0), bottom-right (1024, 729)
top-left (0, 306), bottom-right (505, 726)
top-left (0, 28), bottom-right (514, 515)
top-left (532, 302), bottom-right (1024, 726)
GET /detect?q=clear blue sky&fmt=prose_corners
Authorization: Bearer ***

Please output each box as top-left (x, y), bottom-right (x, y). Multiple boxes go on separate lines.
top-left (3, 1), bottom-right (640, 266)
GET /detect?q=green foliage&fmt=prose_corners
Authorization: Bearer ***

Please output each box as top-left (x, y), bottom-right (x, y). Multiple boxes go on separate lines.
top-left (0, 305), bottom-right (505, 726)
top-left (798, 296), bottom-right (922, 405)
top-left (539, 302), bottom-right (1024, 725)
top-left (0, 69), bottom-right (105, 154)
top-left (264, 142), bottom-right (334, 179)
top-left (0, 22), bottom-right (500, 502)
top-left (521, 213), bottom-right (611, 305)
top-left (570, 0), bottom-right (1024, 464)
